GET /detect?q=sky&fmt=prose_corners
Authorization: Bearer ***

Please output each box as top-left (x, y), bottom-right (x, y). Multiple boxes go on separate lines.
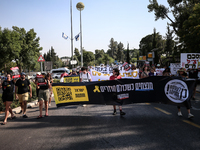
top-left (0, 0), bottom-right (171, 58)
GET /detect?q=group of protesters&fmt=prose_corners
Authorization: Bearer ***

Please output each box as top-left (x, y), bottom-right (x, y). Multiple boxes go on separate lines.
top-left (0, 64), bottom-right (198, 125)
top-left (0, 72), bottom-right (54, 125)
top-left (132, 63), bottom-right (198, 118)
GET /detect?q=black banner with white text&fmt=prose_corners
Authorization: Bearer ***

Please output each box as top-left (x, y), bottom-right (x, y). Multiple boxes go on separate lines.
top-left (52, 76), bottom-right (195, 107)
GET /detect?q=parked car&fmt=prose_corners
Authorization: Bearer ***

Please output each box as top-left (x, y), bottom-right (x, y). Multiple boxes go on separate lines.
top-left (27, 74), bottom-right (36, 80)
top-left (50, 68), bottom-right (70, 79)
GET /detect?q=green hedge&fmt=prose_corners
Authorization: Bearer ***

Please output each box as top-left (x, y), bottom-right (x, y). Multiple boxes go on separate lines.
top-left (0, 81), bottom-right (37, 112)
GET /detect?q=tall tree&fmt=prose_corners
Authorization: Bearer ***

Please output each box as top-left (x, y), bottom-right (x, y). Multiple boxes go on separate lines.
top-left (95, 49), bottom-right (105, 60)
top-left (108, 38), bottom-right (118, 60)
top-left (83, 50), bottom-right (95, 66)
top-left (102, 54), bottom-right (114, 65)
top-left (117, 42), bottom-right (125, 62)
top-left (0, 26), bottom-right (42, 73)
top-left (164, 25), bottom-right (175, 57)
top-left (148, 0), bottom-right (200, 52)
top-left (126, 43), bottom-right (130, 64)
top-left (139, 29), bottom-right (164, 64)
top-left (0, 27), bottom-right (21, 72)
top-left (180, 3), bottom-right (200, 52)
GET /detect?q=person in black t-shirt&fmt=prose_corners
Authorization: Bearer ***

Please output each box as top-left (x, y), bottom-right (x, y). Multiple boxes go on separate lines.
top-left (15, 72), bottom-right (32, 118)
top-left (0, 73), bottom-right (16, 125)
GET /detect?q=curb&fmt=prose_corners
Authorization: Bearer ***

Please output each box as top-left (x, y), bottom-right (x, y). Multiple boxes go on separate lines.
top-left (0, 100), bottom-right (38, 121)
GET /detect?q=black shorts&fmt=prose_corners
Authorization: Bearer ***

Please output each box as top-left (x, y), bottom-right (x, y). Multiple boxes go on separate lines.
top-left (2, 93), bottom-right (14, 102)
top-left (177, 100), bottom-right (191, 109)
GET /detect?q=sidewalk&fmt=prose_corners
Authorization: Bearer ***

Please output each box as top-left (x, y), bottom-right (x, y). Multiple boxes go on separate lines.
top-left (0, 100), bottom-right (38, 121)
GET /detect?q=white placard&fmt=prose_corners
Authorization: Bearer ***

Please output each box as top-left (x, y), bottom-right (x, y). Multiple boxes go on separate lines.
top-left (181, 53), bottom-right (200, 69)
top-left (70, 60), bottom-right (77, 65)
top-left (90, 66), bottom-right (139, 81)
top-left (170, 63), bottom-right (181, 75)
top-left (155, 68), bottom-right (165, 76)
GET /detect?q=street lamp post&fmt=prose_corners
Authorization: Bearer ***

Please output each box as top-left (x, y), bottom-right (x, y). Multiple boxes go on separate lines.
top-left (76, 2), bottom-right (85, 67)
top-left (70, 0), bottom-right (74, 68)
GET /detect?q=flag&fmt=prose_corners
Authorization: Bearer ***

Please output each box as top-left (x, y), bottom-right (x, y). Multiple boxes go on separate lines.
top-left (75, 34), bottom-right (80, 41)
top-left (62, 32), bottom-right (68, 40)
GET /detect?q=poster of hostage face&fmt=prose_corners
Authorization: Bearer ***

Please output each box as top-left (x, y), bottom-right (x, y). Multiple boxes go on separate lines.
top-left (10, 67), bottom-right (20, 79)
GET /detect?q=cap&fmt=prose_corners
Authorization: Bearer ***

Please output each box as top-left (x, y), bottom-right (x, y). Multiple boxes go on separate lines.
top-left (157, 64), bottom-right (160, 67)
top-left (72, 68), bottom-right (76, 72)
top-left (21, 72), bottom-right (26, 76)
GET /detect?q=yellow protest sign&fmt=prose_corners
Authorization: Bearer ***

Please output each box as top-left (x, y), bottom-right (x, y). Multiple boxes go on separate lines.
top-left (64, 75), bottom-right (80, 83)
top-left (53, 85), bottom-right (89, 105)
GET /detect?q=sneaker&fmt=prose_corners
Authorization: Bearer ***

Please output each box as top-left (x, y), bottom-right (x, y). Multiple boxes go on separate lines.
top-left (120, 111), bottom-right (126, 116)
top-left (188, 113), bottom-right (194, 119)
top-left (178, 112), bottom-right (182, 117)
top-left (23, 114), bottom-right (28, 118)
top-left (113, 111), bottom-right (117, 115)
top-left (82, 104), bottom-right (87, 107)
top-left (49, 103), bottom-right (51, 107)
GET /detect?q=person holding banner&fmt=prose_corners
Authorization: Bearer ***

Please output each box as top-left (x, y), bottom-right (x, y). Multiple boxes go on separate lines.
top-left (36, 74), bottom-right (51, 118)
top-left (15, 72), bottom-right (32, 118)
top-left (177, 68), bottom-right (194, 118)
top-left (0, 73), bottom-right (16, 125)
top-left (110, 68), bottom-right (126, 116)
top-left (69, 69), bottom-right (78, 76)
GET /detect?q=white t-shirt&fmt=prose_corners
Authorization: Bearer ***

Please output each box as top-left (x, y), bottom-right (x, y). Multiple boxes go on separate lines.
top-left (80, 73), bottom-right (91, 82)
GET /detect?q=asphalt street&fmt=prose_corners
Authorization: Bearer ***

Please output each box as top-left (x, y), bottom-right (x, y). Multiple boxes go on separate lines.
top-left (0, 91), bottom-right (200, 150)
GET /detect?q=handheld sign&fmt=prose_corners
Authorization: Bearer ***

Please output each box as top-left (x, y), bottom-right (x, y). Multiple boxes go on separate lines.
top-left (36, 75), bottom-right (46, 85)
top-left (10, 67), bottom-right (20, 79)
top-left (64, 75), bottom-right (80, 83)
top-left (122, 62), bottom-right (131, 71)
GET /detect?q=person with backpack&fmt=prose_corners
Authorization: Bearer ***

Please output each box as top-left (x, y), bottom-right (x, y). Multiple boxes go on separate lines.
top-left (36, 74), bottom-right (51, 118)
top-left (80, 67), bottom-right (91, 82)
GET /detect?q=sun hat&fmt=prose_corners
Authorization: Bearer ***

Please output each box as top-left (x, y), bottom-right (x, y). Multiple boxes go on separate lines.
top-left (178, 68), bottom-right (187, 73)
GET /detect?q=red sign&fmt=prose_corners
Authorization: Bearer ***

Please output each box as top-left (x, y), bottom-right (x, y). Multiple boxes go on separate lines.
top-left (37, 55), bottom-right (45, 62)
top-left (36, 75), bottom-right (46, 85)
top-left (10, 67), bottom-right (20, 79)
